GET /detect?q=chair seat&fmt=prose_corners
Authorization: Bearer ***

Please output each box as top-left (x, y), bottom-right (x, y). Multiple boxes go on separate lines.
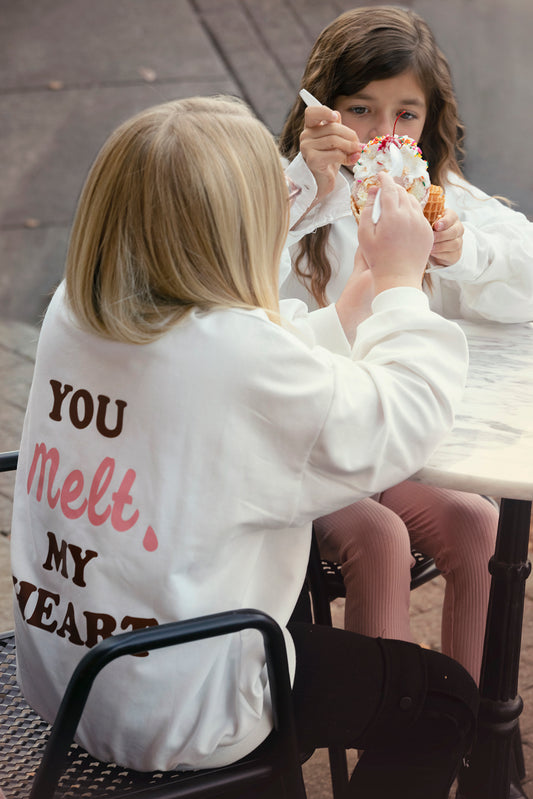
top-left (0, 626), bottom-right (306, 799)
top-left (1, 632), bottom-right (234, 798)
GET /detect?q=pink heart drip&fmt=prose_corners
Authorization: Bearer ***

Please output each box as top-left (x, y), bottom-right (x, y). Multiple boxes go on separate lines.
top-left (143, 526), bottom-right (159, 551)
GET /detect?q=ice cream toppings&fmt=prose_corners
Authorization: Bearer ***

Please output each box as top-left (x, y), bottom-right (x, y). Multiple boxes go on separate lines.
top-left (351, 134), bottom-right (431, 214)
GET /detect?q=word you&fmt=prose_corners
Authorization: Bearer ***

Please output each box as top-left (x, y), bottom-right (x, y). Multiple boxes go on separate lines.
top-left (49, 379), bottom-right (127, 438)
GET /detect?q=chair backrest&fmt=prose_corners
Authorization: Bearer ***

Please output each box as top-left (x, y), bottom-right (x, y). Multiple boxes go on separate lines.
top-left (0, 450), bottom-right (307, 799)
top-left (32, 610), bottom-right (305, 798)
top-left (0, 450), bottom-right (18, 472)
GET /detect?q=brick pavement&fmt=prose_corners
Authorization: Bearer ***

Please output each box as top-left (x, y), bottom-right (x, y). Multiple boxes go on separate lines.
top-left (2, 1), bottom-right (533, 796)
top-left (1, 0), bottom-right (532, 326)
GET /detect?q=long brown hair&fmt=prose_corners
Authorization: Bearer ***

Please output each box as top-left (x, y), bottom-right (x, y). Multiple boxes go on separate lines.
top-left (279, 6), bottom-right (465, 306)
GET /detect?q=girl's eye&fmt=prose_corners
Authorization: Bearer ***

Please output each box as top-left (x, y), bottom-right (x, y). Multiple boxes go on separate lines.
top-left (348, 106), bottom-right (368, 116)
top-left (399, 111), bottom-right (416, 121)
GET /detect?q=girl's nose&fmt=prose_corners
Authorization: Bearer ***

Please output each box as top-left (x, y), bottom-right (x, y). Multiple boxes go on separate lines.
top-left (368, 120), bottom-right (394, 139)
top-left (368, 115), bottom-right (394, 141)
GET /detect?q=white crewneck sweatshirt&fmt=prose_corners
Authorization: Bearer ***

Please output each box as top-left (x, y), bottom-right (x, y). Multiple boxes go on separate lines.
top-left (11, 281), bottom-right (467, 771)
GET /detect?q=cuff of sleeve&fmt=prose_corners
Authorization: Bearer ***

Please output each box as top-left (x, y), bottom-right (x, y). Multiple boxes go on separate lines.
top-left (286, 153), bottom-right (318, 228)
top-left (426, 227), bottom-right (478, 280)
top-left (286, 154), bottom-right (352, 235)
top-left (371, 286), bottom-right (429, 313)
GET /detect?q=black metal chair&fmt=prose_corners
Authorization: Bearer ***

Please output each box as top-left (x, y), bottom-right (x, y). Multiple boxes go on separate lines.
top-left (0, 449), bottom-right (19, 472)
top-left (306, 522), bottom-right (441, 799)
top-left (0, 611), bottom-right (307, 799)
top-left (0, 449), bottom-right (307, 798)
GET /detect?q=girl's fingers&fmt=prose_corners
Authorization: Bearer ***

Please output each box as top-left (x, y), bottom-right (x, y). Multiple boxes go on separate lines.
top-left (310, 151), bottom-right (357, 173)
top-left (304, 106), bottom-right (340, 127)
top-left (305, 134), bottom-right (361, 154)
top-left (433, 222), bottom-right (464, 243)
top-left (302, 126), bottom-right (360, 151)
top-left (375, 172), bottom-right (402, 209)
top-left (432, 208), bottom-right (455, 231)
top-left (302, 110), bottom-right (360, 148)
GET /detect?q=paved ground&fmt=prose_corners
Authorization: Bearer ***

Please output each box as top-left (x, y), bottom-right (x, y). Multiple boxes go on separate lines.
top-left (2, 1), bottom-right (533, 797)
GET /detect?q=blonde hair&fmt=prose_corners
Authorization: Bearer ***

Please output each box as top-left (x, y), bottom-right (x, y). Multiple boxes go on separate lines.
top-left (66, 96), bottom-right (288, 344)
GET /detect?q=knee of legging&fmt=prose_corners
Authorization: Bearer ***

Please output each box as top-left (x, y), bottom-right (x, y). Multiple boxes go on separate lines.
top-left (341, 522), bottom-right (412, 571)
top-left (440, 497), bottom-right (498, 558)
top-left (361, 639), bottom-right (477, 750)
top-left (423, 648), bottom-right (479, 722)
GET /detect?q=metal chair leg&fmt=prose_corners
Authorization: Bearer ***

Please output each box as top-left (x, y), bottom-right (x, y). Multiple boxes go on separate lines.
top-left (328, 745), bottom-right (350, 799)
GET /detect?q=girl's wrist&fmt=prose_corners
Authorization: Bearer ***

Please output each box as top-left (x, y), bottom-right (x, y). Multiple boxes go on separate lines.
top-left (372, 274), bottom-right (423, 294)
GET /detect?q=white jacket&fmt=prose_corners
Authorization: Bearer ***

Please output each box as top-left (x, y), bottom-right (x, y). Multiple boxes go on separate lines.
top-left (11, 280), bottom-right (467, 771)
top-left (282, 154), bottom-right (533, 323)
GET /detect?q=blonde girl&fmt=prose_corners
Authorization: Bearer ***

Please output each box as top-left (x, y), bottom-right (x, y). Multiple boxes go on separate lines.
top-left (12, 95), bottom-right (476, 798)
top-left (67, 96), bottom-right (286, 342)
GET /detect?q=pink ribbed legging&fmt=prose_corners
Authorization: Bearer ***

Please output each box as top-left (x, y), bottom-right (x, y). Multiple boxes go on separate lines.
top-left (314, 480), bottom-right (498, 684)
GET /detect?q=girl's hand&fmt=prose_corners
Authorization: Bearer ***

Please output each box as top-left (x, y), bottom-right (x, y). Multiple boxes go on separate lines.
top-left (358, 172), bottom-right (433, 295)
top-left (299, 105), bottom-right (362, 204)
top-left (430, 209), bottom-right (464, 266)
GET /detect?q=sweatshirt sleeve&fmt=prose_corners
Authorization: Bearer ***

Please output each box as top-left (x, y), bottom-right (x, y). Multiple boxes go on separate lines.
top-left (279, 155), bottom-right (354, 311)
top-left (284, 153), bottom-right (352, 247)
top-left (280, 299), bottom-right (352, 356)
top-left (429, 176), bottom-right (533, 322)
top-left (289, 288), bottom-right (468, 524)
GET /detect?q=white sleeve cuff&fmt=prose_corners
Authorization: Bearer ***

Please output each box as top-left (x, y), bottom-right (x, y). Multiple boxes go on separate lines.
top-left (279, 300), bottom-right (352, 356)
top-left (371, 286), bottom-right (429, 313)
top-left (286, 154), bottom-right (352, 237)
top-left (306, 304), bottom-right (352, 356)
top-left (426, 227), bottom-right (479, 280)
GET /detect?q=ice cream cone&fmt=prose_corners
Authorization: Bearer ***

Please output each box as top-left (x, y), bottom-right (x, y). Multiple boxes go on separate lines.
top-left (351, 135), bottom-right (431, 225)
top-left (423, 184), bottom-right (445, 225)
top-left (350, 195), bottom-right (361, 223)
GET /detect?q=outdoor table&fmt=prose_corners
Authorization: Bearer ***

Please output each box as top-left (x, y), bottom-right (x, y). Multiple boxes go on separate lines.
top-left (412, 319), bottom-right (533, 799)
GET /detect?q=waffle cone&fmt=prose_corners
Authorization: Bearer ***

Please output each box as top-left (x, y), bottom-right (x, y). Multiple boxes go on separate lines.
top-left (351, 183), bottom-right (445, 226)
top-left (350, 195), bottom-right (361, 224)
top-left (423, 184), bottom-right (445, 225)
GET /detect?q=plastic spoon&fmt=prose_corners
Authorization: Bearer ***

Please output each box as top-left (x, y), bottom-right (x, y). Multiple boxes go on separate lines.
top-left (372, 142), bottom-right (404, 223)
top-left (300, 89), bottom-right (386, 222)
top-left (300, 89), bottom-right (390, 223)
top-left (371, 113), bottom-right (407, 224)
top-left (299, 88), bottom-right (322, 107)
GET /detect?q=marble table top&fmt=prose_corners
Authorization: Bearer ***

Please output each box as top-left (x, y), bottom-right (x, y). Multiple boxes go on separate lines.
top-left (412, 320), bottom-right (533, 501)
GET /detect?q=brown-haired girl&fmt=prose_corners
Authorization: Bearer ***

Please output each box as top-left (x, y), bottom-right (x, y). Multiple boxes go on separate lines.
top-left (280, 6), bottom-right (533, 686)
